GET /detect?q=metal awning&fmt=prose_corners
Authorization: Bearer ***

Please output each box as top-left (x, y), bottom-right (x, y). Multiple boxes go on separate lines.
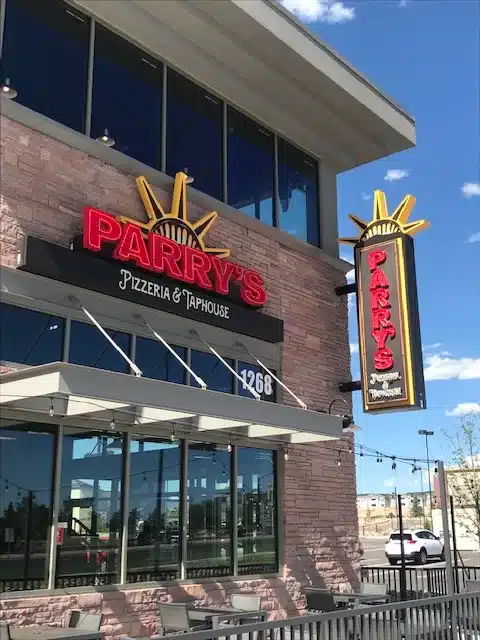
top-left (0, 362), bottom-right (343, 444)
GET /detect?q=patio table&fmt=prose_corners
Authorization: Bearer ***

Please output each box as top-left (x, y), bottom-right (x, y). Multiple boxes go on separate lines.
top-left (332, 593), bottom-right (383, 609)
top-left (188, 605), bottom-right (267, 629)
top-left (10, 627), bottom-right (104, 640)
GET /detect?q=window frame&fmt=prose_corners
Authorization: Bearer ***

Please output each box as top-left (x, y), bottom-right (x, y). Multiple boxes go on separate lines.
top-left (1, 0), bottom-right (323, 248)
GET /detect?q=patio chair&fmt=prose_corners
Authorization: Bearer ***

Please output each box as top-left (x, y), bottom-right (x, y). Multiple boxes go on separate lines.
top-left (158, 603), bottom-right (211, 636)
top-left (0, 622), bottom-right (11, 640)
top-left (230, 593), bottom-right (263, 625)
top-left (67, 610), bottom-right (103, 631)
top-left (304, 590), bottom-right (336, 613)
top-left (359, 583), bottom-right (388, 604)
top-left (464, 579), bottom-right (480, 593)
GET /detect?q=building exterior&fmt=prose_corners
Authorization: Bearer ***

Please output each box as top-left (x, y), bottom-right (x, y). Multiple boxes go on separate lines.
top-left (0, 0), bottom-right (415, 635)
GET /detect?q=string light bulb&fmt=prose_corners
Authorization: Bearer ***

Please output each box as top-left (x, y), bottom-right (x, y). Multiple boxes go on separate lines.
top-left (49, 398), bottom-right (54, 417)
top-left (110, 414), bottom-right (116, 430)
top-left (337, 451), bottom-right (342, 467)
top-left (284, 448), bottom-right (289, 461)
top-left (170, 429), bottom-right (176, 442)
top-left (392, 457), bottom-right (397, 471)
top-left (227, 441), bottom-right (232, 453)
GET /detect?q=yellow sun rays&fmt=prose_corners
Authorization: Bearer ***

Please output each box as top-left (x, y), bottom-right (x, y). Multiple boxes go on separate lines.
top-left (339, 191), bottom-right (429, 245)
top-left (118, 172), bottom-right (230, 258)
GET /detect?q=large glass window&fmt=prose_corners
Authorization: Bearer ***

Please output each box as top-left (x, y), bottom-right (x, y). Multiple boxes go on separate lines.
top-left (190, 350), bottom-right (234, 394)
top-left (237, 448), bottom-right (277, 574)
top-left (56, 429), bottom-right (124, 587)
top-left (187, 443), bottom-right (231, 578)
top-left (166, 70), bottom-right (223, 200)
top-left (0, 422), bottom-right (56, 592)
top-left (237, 362), bottom-right (277, 403)
top-left (135, 337), bottom-right (186, 384)
top-left (278, 139), bottom-right (320, 246)
top-left (0, 303), bottom-right (64, 367)
top-left (127, 438), bottom-right (181, 582)
top-left (2, 0), bottom-right (89, 132)
top-left (68, 321), bottom-right (131, 374)
top-left (227, 107), bottom-right (275, 226)
top-left (91, 24), bottom-right (163, 168)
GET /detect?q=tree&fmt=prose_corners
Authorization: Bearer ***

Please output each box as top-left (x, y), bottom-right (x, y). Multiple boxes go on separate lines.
top-left (411, 495), bottom-right (424, 518)
top-left (444, 412), bottom-right (480, 544)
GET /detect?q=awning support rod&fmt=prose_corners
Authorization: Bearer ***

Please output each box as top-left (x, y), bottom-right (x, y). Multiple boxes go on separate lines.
top-left (68, 296), bottom-right (142, 377)
top-left (134, 314), bottom-right (207, 390)
top-left (190, 330), bottom-right (260, 400)
top-left (235, 341), bottom-right (307, 409)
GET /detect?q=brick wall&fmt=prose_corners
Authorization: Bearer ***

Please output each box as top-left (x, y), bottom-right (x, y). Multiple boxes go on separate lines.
top-left (0, 115), bottom-right (360, 633)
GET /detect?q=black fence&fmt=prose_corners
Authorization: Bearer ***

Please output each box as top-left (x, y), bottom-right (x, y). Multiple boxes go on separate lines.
top-left (361, 565), bottom-right (480, 600)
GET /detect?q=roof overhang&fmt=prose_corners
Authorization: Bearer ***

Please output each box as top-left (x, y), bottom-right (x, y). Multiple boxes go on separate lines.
top-left (71, 0), bottom-right (415, 172)
top-left (0, 363), bottom-right (343, 444)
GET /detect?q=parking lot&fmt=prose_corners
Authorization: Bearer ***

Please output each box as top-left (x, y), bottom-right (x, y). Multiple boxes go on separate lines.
top-left (360, 537), bottom-right (480, 568)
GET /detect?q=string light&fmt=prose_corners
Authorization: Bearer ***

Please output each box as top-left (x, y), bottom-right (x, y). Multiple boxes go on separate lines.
top-left (337, 451), bottom-right (342, 467)
top-left (49, 398), bottom-right (54, 417)
top-left (110, 414), bottom-right (116, 430)
top-left (170, 429), bottom-right (176, 442)
top-left (284, 448), bottom-right (289, 461)
top-left (392, 459), bottom-right (397, 471)
top-left (227, 441), bottom-right (232, 453)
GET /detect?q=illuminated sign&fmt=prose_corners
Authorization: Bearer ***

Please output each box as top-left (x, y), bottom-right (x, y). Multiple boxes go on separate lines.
top-left (82, 172), bottom-right (267, 308)
top-left (340, 191), bottom-right (428, 413)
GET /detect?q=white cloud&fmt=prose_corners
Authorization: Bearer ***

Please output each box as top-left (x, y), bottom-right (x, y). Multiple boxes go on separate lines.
top-left (446, 403), bottom-right (480, 417)
top-left (362, 192), bottom-right (372, 201)
top-left (350, 343), bottom-right (359, 354)
top-left (424, 354), bottom-right (480, 381)
top-left (398, 0), bottom-right (409, 6)
top-left (423, 343), bottom-right (444, 351)
top-left (462, 183), bottom-right (480, 198)
top-left (384, 169), bottom-right (409, 182)
top-left (280, 0), bottom-right (355, 23)
top-left (467, 232), bottom-right (480, 244)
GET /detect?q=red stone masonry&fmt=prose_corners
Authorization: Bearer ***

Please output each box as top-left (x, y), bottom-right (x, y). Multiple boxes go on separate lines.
top-left (0, 115), bottom-right (360, 635)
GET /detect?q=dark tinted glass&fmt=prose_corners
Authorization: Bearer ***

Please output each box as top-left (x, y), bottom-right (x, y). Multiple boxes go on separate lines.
top-left (135, 337), bottom-right (186, 384)
top-left (278, 139), bottom-right (319, 245)
top-left (127, 438), bottom-right (181, 581)
top-left (56, 428), bottom-right (124, 587)
top-left (237, 362), bottom-right (276, 402)
top-left (0, 303), bottom-right (64, 366)
top-left (69, 321), bottom-right (131, 373)
top-left (227, 107), bottom-right (274, 225)
top-left (190, 350), bottom-right (233, 393)
top-left (2, 0), bottom-right (89, 132)
top-left (390, 533), bottom-right (412, 541)
top-left (91, 24), bottom-right (162, 168)
top-left (0, 423), bottom-right (56, 591)
top-left (186, 443), bottom-right (231, 578)
top-left (166, 70), bottom-right (223, 200)
top-left (237, 448), bottom-right (277, 574)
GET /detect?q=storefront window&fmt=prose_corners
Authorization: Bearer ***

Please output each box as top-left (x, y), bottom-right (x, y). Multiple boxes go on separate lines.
top-left (135, 337), bottom-right (186, 384)
top-left (166, 70), bottom-right (223, 201)
top-left (91, 24), bottom-right (162, 168)
top-left (237, 447), bottom-right (277, 574)
top-left (190, 350), bottom-right (234, 394)
top-left (0, 422), bottom-right (56, 591)
top-left (56, 429), bottom-right (124, 587)
top-left (127, 438), bottom-right (181, 582)
top-left (2, 0), bottom-right (89, 132)
top-left (227, 107), bottom-right (275, 226)
top-left (68, 321), bottom-right (131, 374)
top-left (278, 139), bottom-right (320, 246)
top-left (0, 303), bottom-right (64, 367)
top-left (186, 443), bottom-right (231, 578)
top-left (237, 362), bottom-right (277, 402)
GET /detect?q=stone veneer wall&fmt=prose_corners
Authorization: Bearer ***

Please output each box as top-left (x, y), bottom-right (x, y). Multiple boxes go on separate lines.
top-left (0, 115), bottom-right (360, 636)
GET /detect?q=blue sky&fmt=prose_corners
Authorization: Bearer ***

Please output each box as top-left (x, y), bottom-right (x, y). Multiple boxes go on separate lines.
top-left (280, 0), bottom-right (480, 494)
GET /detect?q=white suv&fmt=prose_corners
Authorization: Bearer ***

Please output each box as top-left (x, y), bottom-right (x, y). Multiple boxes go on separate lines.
top-left (385, 529), bottom-right (445, 565)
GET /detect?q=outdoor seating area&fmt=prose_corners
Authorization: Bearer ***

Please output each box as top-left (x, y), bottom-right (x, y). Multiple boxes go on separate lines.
top-left (304, 583), bottom-right (389, 613)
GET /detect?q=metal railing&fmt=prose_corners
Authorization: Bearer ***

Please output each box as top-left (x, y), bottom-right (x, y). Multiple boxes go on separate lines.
top-left (361, 566), bottom-right (480, 600)
top-left (149, 592), bottom-right (480, 640)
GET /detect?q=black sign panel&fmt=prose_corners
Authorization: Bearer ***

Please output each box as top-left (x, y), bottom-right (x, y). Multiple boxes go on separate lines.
top-left (18, 236), bottom-right (284, 344)
top-left (356, 234), bottom-right (425, 413)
